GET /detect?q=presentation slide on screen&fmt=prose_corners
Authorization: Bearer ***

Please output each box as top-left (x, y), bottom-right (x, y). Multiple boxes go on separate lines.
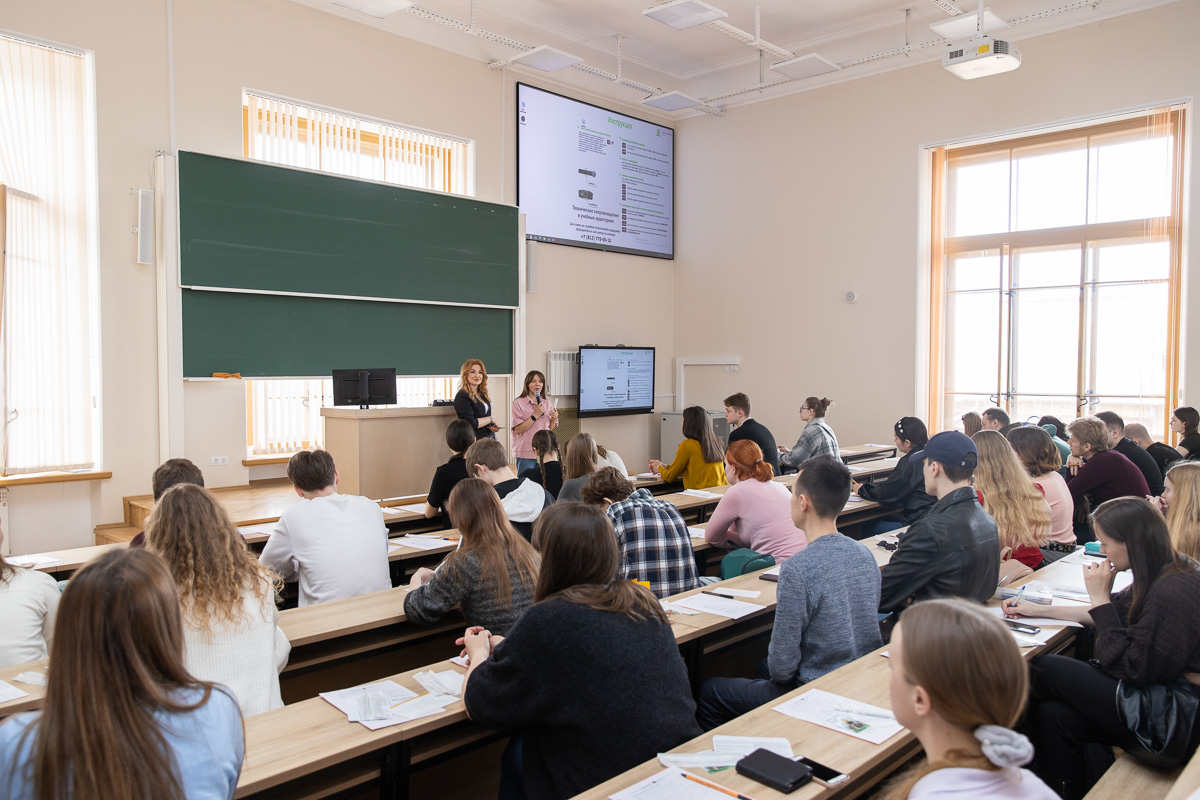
top-left (518, 84), bottom-right (674, 259)
top-left (579, 349), bottom-right (655, 413)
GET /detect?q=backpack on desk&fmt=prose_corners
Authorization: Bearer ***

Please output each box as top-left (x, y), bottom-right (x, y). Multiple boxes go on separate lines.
top-left (720, 548), bottom-right (776, 580)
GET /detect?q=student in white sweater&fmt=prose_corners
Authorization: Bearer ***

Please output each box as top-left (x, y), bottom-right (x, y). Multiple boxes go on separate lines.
top-left (881, 598), bottom-right (1056, 800)
top-left (0, 523), bottom-right (60, 667)
top-left (147, 483), bottom-right (291, 716)
top-left (260, 449), bottom-right (392, 606)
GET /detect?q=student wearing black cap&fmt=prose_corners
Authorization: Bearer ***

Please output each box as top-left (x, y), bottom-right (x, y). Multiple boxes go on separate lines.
top-left (879, 431), bottom-right (1001, 616)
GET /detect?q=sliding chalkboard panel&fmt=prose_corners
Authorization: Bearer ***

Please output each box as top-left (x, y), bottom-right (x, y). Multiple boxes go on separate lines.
top-left (178, 151), bottom-right (519, 307)
top-left (181, 290), bottom-right (513, 378)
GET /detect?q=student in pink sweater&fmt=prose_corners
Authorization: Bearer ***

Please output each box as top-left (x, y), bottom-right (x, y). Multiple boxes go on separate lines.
top-left (705, 440), bottom-right (807, 561)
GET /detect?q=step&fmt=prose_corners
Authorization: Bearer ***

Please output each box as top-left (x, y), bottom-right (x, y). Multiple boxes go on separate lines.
top-left (94, 523), bottom-right (140, 546)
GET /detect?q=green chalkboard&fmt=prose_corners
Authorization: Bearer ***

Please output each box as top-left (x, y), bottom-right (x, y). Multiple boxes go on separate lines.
top-left (178, 151), bottom-right (519, 307)
top-left (181, 289), bottom-right (513, 378)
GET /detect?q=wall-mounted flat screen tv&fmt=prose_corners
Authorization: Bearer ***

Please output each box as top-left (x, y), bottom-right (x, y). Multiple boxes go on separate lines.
top-left (578, 346), bottom-right (655, 417)
top-left (517, 83), bottom-right (674, 259)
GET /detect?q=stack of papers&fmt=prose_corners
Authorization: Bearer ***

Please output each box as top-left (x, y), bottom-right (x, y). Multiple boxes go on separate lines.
top-left (413, 669), bottom-right (464, 696)
top-left (635, 473), bottom-right (658, 480)
top-left (670, 593), bottom-right (761, 620)
top-left (658, 735), bottom-right (794, 770)
top-left (8, 554), bottom-right (62, 569)
top-left (661, 600), bottom-right (701, 616)
top-left (319, 680), bottom-right (457, 730)
top-left (395, 536), bottom-right (455, 551)
top-left (0, 680), bottom-right (30, 703)
top-left (774, 689), bottom-right (904, 745)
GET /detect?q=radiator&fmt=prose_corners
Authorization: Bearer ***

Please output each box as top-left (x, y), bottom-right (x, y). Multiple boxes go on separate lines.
top-left (546, 351), bottom-right (579, 397)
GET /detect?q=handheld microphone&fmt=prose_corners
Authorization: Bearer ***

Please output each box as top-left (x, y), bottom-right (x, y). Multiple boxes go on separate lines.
top-left (535, 390), bottom-right (541, 404)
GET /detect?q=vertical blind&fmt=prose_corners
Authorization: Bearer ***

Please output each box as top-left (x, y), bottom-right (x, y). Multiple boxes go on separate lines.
top-left (0, 37), bottom-right (97, 473)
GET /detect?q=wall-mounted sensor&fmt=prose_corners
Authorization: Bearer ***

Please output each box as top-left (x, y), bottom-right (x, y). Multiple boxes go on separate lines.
top-left (844, 290), bottom-right (859, 304)
top-left (578, 190), bottom-right (593, 200)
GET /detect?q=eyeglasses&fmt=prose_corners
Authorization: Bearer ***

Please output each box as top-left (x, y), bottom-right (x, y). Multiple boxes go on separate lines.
top-left (800, 407), bottom-right (811, 411)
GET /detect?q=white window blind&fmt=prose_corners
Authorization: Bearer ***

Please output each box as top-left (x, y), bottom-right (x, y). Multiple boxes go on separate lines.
top-left (0, 37), bottom-right (98, 474)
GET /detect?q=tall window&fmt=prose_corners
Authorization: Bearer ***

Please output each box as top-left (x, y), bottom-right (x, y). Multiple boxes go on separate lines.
top-left (241, 93), bottom-right (473, 455)
top-left (929, 108), bottom-right (1185, 439)
top-left (0, 36), bottom-right (99, 473)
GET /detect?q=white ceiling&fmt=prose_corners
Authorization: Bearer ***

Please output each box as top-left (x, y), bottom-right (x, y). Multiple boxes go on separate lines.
top-left (290, 0), bottom-right (1178, 115)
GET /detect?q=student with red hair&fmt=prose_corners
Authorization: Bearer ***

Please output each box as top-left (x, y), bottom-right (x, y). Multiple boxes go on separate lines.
top-left (704, 440), bottom-right (807, 561)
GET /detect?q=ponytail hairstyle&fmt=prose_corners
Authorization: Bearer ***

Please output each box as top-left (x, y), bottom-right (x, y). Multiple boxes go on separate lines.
top-left (971, 430), bottom-right (1051, 551)
top-left (962, 411), bottom-right (984, 437)
top-left (531, 502), bottom-right (665, 624)
top-left (894, 417), bottom-right (928, 451)
top-left (1092, 497), bottom-right (1194, 622)
top-left (806, 396), bottom-right (832, 418)
top-left (1175, 406), bottom-right (1200, 438)
top-left (444, 479), bottom-right (540, 605)
top-left (725, 440), bottom-right (774, 482)
top-left (882, 598), bottom-right (1030, 799)
top-left (21, 548), bottom-right (234, 800)
top-left (681, 405), bottom-right (725, 464)
top-left (563, 432), bottom-right (599, 480)
top-left (1165, 462), bottom-right (1200, 562)
top-left (531, 429), bottom-right (559, 487)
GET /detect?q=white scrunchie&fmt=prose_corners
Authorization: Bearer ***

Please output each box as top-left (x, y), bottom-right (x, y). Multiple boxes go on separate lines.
top-left (974, 724), bottom-right (1035, 769)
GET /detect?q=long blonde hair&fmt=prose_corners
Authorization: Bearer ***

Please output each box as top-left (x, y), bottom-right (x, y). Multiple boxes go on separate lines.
top-left (458, 359), bottom-right (490, 403)
top-left (563, 432), bottom-right (599, 480)
top-left (882, 599), bottom-right (1028, 799)
top-left (444, 479), bottom-right (540, 603)
top-left (1166, 462), bottom-right (1200, 561)
top-left (146, 484), bottom-right (281, 633)
top-left (972, 430), bottom-right (1051, 551)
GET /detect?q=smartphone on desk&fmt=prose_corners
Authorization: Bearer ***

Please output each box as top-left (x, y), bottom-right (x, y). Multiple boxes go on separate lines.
top-left (795, 755), bottom-right (849, 787)
top-left (1003, 619), bottom-right (1041, 635)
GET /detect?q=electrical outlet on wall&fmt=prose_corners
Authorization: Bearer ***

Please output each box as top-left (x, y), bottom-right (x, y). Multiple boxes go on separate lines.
top-left (210, 456), bottom-right (229, 466)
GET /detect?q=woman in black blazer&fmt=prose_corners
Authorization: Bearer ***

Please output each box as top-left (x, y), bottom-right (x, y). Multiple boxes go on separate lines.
top-left (455, 359), bottom-right (499, 440)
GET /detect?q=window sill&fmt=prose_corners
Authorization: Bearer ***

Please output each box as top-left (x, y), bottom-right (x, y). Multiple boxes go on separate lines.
top-left (242, 454), bottom-right (297, 467)
top-left (0, 470), bottom-right (112, 487)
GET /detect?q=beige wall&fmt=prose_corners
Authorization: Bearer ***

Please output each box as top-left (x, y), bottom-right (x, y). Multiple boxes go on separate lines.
top-left (673, 0), bottom-right (1200, 452)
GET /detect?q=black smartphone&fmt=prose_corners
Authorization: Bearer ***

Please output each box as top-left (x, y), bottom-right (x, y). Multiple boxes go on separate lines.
top-left (1003, 619), bottom-right (1041, 635)
top-left (795, 756), bottom-right (849, 786)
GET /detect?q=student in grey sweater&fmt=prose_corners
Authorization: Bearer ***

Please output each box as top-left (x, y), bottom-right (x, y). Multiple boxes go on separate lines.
top-left (696, 456), bottom-right (883, 730)
top-left (404, 479), bottom-right (540, 636)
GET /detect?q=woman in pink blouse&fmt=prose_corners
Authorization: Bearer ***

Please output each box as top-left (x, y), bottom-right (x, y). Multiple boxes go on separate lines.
top-left (704, 440), bottom-right (807, 561)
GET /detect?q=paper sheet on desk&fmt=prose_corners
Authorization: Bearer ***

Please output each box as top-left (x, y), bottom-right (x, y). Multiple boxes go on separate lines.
top-left (238, 524), bottom-right (277, 538)
top-left (8, 554), bottom-right (62, 569)
top-left (396, 536), bottom-right (455, 551)
top-left (391, 503), bottom-right (428, 515)
top-left (635, 473), bottom-right (658, 480)
top-left (774, 689), bottom-right (904, 745)
top-left (661, 601), bottom-right (701, 616)
top-left (0, 680), bottom-right (29, 703)
top-left (670, 593), bottom-right (761, 620)
top-left (686, 526), bottom-right (708, 539)
top-left (657, 736), bottom-right (793, 770)
top-left (609, 768), bottom-right (738, 800)
top-left (680, 489), bottom-right (722, 499)
top-left (709, 587), bottom-right (761, 599)
top-left (986, 607), bottom-right (1083, 628)
top-left (321, 681), bottom-right (417, 727)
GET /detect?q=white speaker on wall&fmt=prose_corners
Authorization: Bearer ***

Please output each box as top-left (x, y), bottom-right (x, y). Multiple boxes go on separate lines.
top-left (137, 189), bottom-right (154, 265)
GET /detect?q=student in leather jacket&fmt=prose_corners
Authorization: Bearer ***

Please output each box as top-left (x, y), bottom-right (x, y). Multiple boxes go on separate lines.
top-left (879, 431), bottom-right (1001, 615)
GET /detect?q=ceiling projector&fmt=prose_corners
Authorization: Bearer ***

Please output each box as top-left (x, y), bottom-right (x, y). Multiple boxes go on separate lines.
top-left (943, 35), bottom-right (1021, 79)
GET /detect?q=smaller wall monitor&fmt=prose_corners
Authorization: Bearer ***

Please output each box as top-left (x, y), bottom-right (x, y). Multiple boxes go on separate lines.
top-left (332, 368), bottom-right (397, 408)
top-left (578, 346), bottom-right (655, 417)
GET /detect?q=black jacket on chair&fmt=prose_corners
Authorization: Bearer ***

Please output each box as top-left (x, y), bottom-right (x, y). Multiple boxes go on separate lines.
top-left (878, 486), bottom-right (1000, 614)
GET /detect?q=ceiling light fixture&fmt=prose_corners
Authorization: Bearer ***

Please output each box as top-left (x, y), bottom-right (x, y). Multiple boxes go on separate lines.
top-left (770, 53), bottom-right (841, 81)
top-left (642, 91), bottom-right (704, 111)
top-left (643, 0), bottom-right (728, 31)
top-left (490, 45), bottom-right (584, 72)
top-left (331, 0), bottom-right (415, 20)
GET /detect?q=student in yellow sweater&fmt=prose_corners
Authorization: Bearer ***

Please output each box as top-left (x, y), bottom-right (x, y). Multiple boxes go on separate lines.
top-left (650, 406), bottom-right (728, 490)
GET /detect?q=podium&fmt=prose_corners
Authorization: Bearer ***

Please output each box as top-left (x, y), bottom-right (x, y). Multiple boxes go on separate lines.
top-left (320, 406), bottom-right (457, 500)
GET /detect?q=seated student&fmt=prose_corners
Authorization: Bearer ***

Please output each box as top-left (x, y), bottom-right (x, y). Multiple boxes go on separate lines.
top-left (1008, 426), bottom-right (1076, 546)
top-left (0, 521), bottom-right (60, 667)
top-left (696, 456), bottom-right (882, 730)
top-left (259, 450), bottom-right (391, 606)
top-left (650, 405), bottom-right (727, 490)
top-left (463, 438), bottom-right (554, 542)
top-left (1150, 461), bottom-right (1200, 561)
top-left (581, 467), bottom-right (700, 598)
top-left (879, 431), bottom-right (1000, 616)
top-left (405, 479), bottom-right (539, 635)
top-left (724, 392), bottom-right (780, 476)
top-left (972, 431), bottom-right (1051, 569)
top-left (1007, 498), bottom-right (1200, 798)
top-left (146, 484), bottom-right (291, 717)
top-left (1038, 415), bottom-right (1074, 468)
top-left (510, 369), bottom-right (558, 475)
top-left (1064, 417), bottom-right (1150, 514)
top-left (981, 407), bottom-right (1022, 437)
top-left (424, 419), bottom-right (475, 527)
top-left (518, 430), bottom-right (564, 499)
top-left (1125, 421), bottom-right (1183, 477)
top-left (881, 599), bottom-right (1057, 800)
top-left (594, 443), bottom-right (628, 478)
top-left (962, 411), bottom-right (984, 437)
top-left (855, 416), bottom-right (936, 535)
top-left (779, 396), bottom-right (839, 474)
top-left (704, 441), bottom-right (806, 562)
top-left (0, 549), bottom-right (243, 800)
top-left (1095, 411), bottom-right (1164, 496)
top-left (1171, 405), bottom-right (1200, 460)
top-left (557, 432), bottom-right (599, 502)
top-left (460, 502), bottom-right (701, 800)
top-left (130, 457), bottom-right (206, 547)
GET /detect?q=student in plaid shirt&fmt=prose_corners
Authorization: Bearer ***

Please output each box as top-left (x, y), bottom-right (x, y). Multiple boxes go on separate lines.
top-left (581, 467), bottom-right (700, 599)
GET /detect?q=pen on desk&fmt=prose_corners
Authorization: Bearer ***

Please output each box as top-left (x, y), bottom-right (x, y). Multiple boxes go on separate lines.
top-left (682, 772), bottom-right (756, 800)
top-left (833, 704), bottom-right (895, 720)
